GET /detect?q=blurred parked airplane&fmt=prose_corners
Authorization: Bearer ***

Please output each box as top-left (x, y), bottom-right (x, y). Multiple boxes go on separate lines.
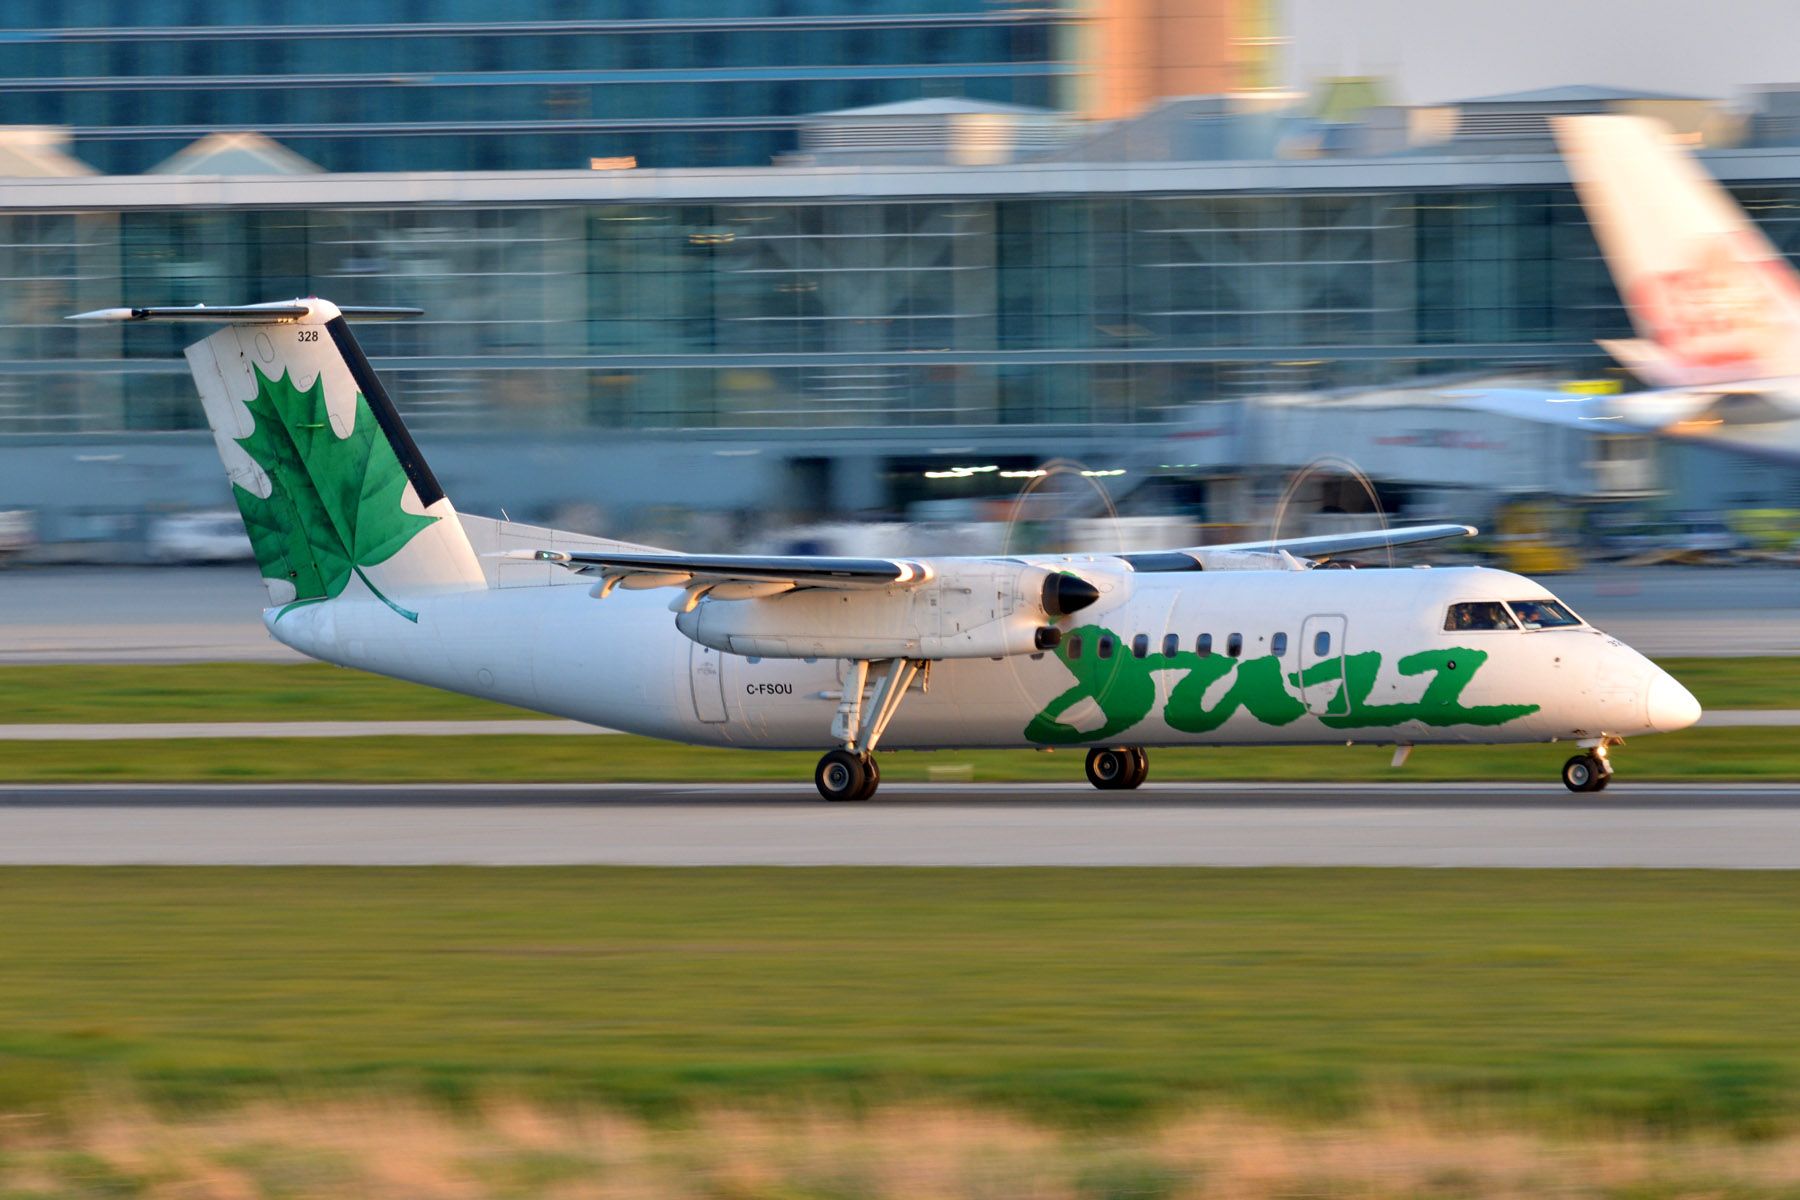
top-left (71, 300), bottom-right (1700, 798)
top-left (1458, 115), bottom-right (1800, 460)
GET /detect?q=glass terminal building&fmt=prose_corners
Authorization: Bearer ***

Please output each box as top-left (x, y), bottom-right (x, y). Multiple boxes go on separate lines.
top-left (19, 158), bottom-right (1786, 437)
top-left (2, 0), bottom-right (1077, 174)
top-left (2, 3), bottom-right (1798, 532)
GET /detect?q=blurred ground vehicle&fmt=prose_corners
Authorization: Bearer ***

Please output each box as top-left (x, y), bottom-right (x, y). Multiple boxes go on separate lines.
top-left (146, 511), bottom-right (254, 565)
top-left (1728, 508), bottom-right (1800, 558)
top-left (0, 510), bottom-right (35, 565)
top-left (1669, 513), bottom-right (1749, 556)
top-left (1594, 511), bottom-right (1755, 564)
top-left (1487, 501), bottom-right (1581, 574)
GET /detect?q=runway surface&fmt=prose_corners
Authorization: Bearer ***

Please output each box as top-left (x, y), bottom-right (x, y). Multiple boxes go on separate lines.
top-left (3, 782), bottom-right (1798, 867)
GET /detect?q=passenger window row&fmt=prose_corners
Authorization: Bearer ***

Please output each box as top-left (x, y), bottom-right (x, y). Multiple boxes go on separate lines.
top-left (1066, 629), bottom-right (1307, 661)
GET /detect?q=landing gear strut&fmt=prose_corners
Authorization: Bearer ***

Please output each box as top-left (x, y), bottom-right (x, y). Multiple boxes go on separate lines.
top-left (1086, 746), bottom-right (1149, 791)
top-left (1561, 746), bottom-right (1614, 793)
top-left (813, 658), bottom-right (923, 801)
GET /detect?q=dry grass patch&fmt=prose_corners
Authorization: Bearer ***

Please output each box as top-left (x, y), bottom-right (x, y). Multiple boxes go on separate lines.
top-left (7, 1100), bottom-right (1800, 1200)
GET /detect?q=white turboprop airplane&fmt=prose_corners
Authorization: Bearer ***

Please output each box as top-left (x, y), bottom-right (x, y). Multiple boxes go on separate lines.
top-left (71, 300), bottom-right (1701, 798)
top-left (1457, 115), bottom-right (1800, 460)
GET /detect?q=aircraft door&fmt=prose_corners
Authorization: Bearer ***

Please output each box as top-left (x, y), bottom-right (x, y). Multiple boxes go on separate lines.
top-left (1298, 614), bottom-right (1348, 717)
top-left (689, 640), bottom-right (729, 723)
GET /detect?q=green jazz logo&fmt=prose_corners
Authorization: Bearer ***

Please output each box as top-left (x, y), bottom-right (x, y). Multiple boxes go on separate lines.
top-left (1025, 624), bottom-right (1539, 744)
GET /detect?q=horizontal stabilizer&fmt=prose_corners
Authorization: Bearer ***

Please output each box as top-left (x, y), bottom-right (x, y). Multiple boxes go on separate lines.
top-left (69, 303), bottom-right (423, 323)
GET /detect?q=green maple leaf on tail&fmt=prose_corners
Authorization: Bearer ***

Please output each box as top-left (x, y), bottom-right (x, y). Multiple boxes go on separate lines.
top-left (231, 366), bottom-right (437, 621)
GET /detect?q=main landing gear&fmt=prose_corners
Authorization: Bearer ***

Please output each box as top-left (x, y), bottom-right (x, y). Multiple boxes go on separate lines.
top-left (815, 747), bottom-right (881, 803)
top-left (1085, 746), bottom-right (1149, 791)
top-left (1561, 745), bottom-right (1614, 793)
top-left (813, 658), bottom-right (923, 801)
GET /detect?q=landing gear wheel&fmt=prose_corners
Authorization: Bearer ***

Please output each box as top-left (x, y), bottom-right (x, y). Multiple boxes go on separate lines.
top-left (1127, 746), bottom-right (1150, 790)
top-left (1086, 747), bottom-right (1147, 791)
top-left (855, 753), bottom-right (881, 801)
top-left (1561, 753), bottom-right (1609, 793)
top-left (1085, 747), bottom-right (1130, 790)
top-left (816, 749), bottom-right (871, 802)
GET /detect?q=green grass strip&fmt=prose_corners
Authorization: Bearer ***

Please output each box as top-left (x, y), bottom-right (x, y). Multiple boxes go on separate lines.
top-left (0, 867), bottom-right (1796, 1134)
top-left (0, 727), bottom-right (1790, 783)
top-left (0, 661), bottom-right (530, 724)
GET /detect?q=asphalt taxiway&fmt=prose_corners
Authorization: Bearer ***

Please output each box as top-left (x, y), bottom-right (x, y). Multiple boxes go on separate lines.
top-left (2, 782), bottom-right (1797, 867)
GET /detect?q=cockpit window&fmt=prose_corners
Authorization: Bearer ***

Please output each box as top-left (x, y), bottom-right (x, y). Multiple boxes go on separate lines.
top-left (1508, 599), bottom-right (1582, 629)
top-left (1443, 601), bottom-right (1518, 632)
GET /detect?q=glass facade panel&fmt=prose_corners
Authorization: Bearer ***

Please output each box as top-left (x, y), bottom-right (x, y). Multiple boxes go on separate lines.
top-left (28, 172), bottom-right (1800, 434)
top-left (5, 1), bottom-right (1079, 174)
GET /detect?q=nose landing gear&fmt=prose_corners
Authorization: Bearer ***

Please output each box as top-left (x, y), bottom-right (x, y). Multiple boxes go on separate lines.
top-left (1561, 746), bottom-right (1614, 793)
top-left (1086, 746), bottom-right (1149, 791)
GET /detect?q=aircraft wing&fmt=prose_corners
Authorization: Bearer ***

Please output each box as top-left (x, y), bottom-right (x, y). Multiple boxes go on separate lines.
top-left (1191, 523), bottom-right (1477, 558)
top-left (1447, 386), bottom-right (1668, 431)
top-left (511, 548), bottom-right (931, 591)
top-left (1111, 523), bottom-right (1477, 571)
top-left (1450, 384), bottom-right (1800, 431)
top-left (523, 525), bottom-right (1477, 588)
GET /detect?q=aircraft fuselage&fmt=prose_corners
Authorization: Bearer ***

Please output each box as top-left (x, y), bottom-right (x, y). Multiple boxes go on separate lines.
top-left (266, 564), bottom-right (1696, 752)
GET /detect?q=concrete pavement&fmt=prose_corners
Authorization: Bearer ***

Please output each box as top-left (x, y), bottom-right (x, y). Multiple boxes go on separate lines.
top-left (2, 781), bottom-right (1798, 867)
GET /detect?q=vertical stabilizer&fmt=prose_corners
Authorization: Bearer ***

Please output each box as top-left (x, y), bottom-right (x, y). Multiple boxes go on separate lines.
top-left (1555, 115), bottom-right (1800, 387)
top-left (74, 300), bottom-right (486, 616)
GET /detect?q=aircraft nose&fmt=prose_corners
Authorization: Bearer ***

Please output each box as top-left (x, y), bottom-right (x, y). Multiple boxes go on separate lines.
top-left (1645, 670), bottom-right (1703, 732)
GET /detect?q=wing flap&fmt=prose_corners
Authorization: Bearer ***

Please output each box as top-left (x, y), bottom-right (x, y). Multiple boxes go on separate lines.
top-left (513, 549), bottom-right (932, 590)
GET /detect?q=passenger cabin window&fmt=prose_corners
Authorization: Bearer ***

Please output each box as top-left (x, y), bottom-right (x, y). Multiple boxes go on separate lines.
top-left (1162, 633), bottom-right (1180, 658)
top-left (1509, 599), bottom-right (1582, 629)
top-left (1097, 634), bottom-right (1115, 659)
top-left (1132, 633), bottom-right (1149, 659)
top-left (1067, 634), bottom-right (1083, 660)
top-left (1196, 633), bottom-right (1213, 657)
top-left (1313, 630), bottom-right (1331, 656)
top-left (1271, 631), bottom-right (1288, 656)
top-left (1444, 601), bottom-right (1518, 632)
top-left (1226, 632), bottom-right (1243, 658)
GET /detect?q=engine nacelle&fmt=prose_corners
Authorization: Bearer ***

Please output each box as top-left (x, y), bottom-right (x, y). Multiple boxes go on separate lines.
top-left (674, 561), bottom-right (1103, 660)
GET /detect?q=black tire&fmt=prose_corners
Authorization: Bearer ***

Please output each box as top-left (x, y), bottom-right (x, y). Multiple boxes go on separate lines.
top-left (1124, 746), bottom-right (1150, 790)
top-left (816, 749), bottom-right (869, 802)
top-left (1561, 753), bottom-right (1604, 793)
top-left (1085, 747), bottom-right (1132, 790)
top-left (855, 753), bottom-right (882, 801)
